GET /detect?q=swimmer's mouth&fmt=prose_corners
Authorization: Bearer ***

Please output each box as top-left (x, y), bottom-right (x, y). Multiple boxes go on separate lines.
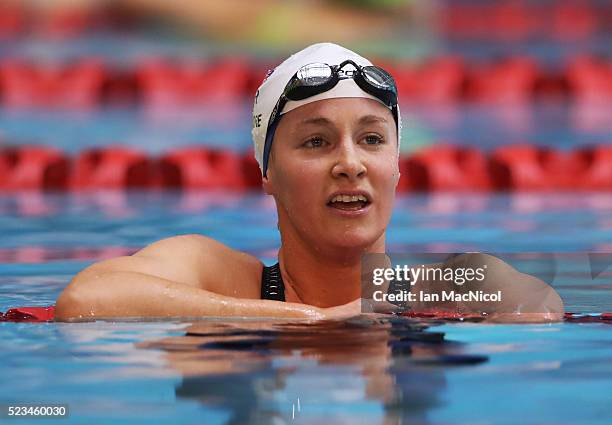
top-left (327, 192), bottom-right (371, 211)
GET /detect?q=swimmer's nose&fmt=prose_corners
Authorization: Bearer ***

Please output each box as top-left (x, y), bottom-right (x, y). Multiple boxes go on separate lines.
top-left (331, 141), bottom-right (366, 180)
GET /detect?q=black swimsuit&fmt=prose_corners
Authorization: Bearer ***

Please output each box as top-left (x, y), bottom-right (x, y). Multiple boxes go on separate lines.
top-left (260, 262), bottom-right (410, 309)
top-left (260, 263), bottom-right (286, 301)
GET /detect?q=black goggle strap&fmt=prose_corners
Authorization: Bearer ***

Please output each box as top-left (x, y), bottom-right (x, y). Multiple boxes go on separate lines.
top-left (391, 104), bottom-right (399, 135)
top-left (262, 99), bottom-right (284, 178)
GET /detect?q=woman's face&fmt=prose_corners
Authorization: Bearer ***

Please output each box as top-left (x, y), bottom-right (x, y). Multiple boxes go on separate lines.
top-left (263, 97), bottom-right (399, 253)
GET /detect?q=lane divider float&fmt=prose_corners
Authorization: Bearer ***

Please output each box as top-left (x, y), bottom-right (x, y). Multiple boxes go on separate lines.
top-left (1, 55), bottom-right (612, 107)
top-left (1, 144), bottom-right (612, 191)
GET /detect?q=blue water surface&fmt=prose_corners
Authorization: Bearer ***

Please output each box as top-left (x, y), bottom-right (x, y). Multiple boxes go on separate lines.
top-left (1, 191), bottom-right (611, 425)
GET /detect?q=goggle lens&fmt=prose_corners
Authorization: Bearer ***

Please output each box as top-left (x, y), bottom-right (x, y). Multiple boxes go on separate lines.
top-left (362, 66), bottom-right (395, 90)
top-left (296, 63), bottom-right (333, 85)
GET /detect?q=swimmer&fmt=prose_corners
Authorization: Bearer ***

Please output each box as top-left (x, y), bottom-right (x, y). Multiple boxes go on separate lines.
top-left (55, 43), bottom-right (564, 322)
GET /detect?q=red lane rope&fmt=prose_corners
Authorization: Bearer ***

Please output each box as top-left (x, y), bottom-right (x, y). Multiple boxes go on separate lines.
top-left (1, 145), bottom-right (612, 191)
top-left (0, 306), bottom-right (55, 322)
top-left (1, 55), bottom-right (612, 105)
top-left (403, 311), bottom-right (612, 323)
top-left (1, 306), bottom-right (610, 323)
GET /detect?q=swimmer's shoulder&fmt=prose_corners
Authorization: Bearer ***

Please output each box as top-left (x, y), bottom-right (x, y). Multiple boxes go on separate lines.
top-left (134, 234), bottom-right (264, 299)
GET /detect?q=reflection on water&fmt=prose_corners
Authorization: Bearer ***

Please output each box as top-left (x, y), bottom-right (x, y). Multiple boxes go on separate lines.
top-left (140, 316), bottom-right (487, 425)
top-left (0, 317), bottom-right (610, 424)
top-left (1, 192), bottom-right (611, 258)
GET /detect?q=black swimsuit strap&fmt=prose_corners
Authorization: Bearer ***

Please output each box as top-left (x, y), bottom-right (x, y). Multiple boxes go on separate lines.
top-left (261, 261), bottom-right (411, 310)
top-left (261, 262), bottom-right (286, 301)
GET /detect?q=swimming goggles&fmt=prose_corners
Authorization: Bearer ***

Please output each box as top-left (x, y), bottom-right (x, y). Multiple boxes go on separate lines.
top-left (262, 59), bottom-right (399, 177)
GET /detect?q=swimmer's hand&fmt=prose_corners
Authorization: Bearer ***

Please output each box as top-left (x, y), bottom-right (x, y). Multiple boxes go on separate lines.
top-left (484, 310), bottom-right (564, 323)
top-left (320, 299), bottom-right (362, 320)
top-left (412, 253), bottom-right (565, 323)
top-left (461, 254), bottom-right (565, 323)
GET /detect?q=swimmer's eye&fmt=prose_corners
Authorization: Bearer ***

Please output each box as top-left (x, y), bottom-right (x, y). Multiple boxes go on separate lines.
top-left (363, 134), bottom-right (385, 145)
top-left (302, 137), bottom-right (328, 149)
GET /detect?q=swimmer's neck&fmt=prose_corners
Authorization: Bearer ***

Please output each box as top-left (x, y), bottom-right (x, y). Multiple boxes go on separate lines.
top-left (278, 233), bottom-right (385, 308)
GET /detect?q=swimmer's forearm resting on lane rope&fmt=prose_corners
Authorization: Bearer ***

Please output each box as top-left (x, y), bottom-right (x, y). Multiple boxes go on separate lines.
top-left (55, 269), bottom-right (326, 321)
top-left (407, 253), bottom-right (564, 317)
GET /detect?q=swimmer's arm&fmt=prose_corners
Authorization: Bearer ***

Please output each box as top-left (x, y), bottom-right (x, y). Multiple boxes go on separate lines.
top-left (55, 234), bottom-right (324, 321)
top-left (55, 270), bottom-right (324, 321)
top-left (414, 253), bottom-right (565, 322)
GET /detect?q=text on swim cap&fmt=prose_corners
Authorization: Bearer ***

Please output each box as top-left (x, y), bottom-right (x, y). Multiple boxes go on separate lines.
top-left (253, 114), bottom-right (262, 128)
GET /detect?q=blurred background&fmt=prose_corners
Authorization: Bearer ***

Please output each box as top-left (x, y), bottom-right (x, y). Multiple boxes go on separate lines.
top-left (0, 0), bottom-right (610, 193)
top-left (2, 5), bottom-right (611, 424)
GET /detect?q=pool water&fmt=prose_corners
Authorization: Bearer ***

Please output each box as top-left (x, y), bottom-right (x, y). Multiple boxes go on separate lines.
top-left (1, 101), bottom-right (610, 154)
top-left (1, 191), bottom-right (611, 424)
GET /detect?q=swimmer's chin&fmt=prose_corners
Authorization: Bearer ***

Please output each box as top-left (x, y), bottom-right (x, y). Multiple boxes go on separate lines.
top-left (323, 229), bottom-right (383, 249)
top-left (322, 240), bottom-right (382, 257)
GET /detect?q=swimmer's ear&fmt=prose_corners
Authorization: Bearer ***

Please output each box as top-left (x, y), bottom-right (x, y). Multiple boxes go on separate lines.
top-left (262, 170), bottom-right (275, 195)
top-left (392, 159), bottom-right (401, 189)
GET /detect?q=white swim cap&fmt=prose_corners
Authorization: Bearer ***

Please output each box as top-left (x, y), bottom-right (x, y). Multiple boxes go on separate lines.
top-left (251, 42), bottom-right (401, 175)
